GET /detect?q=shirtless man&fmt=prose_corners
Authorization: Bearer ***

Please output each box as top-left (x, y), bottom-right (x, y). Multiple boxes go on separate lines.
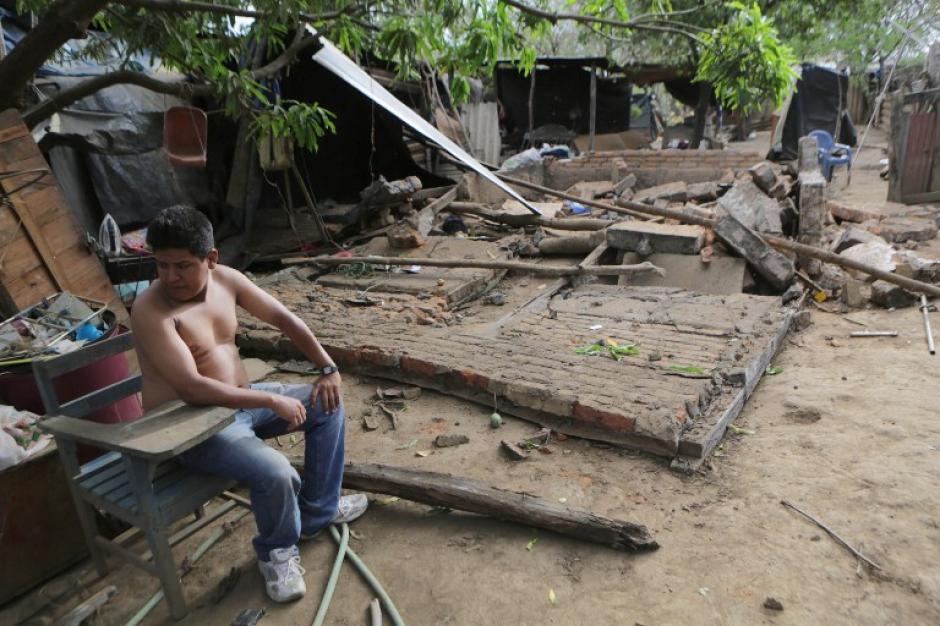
top-left (131, 206), bottom-right (366, 603)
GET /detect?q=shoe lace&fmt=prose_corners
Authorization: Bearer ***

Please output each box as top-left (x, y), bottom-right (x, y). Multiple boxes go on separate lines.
top-left (274, 554), bottom-right (306, 582)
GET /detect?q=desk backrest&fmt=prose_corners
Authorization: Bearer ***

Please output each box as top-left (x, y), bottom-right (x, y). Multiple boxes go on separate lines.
top-left (31, 331), bottom-right (142, 418)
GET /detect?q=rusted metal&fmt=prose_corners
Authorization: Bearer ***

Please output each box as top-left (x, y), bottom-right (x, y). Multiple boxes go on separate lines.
top-left (901, 111), bottom-right (937, 196)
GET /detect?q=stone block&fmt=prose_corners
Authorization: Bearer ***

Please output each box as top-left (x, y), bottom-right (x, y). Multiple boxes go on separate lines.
top-left (614, 173), bottom-right (637, 197)
top-left (842, 278), bottom-right (869, 308)
top-left (620, 252), bottom-right (747, 295)
top-left (606, 221), bottom-right (705, 255)
top-left (798, 136), bottom-right (820, 174)
top-left (870, 280), bottom-right (918, 309)
top-left (749, 161), bottom-right (778, 194)
top-left (718, 179), bottom-right (784, 234)
top-left (833, 226), bottom-right (887, 253)
top-left (894, 250), bottom-right (940, 282)
top-left (634, 181), bottom-right (688, 204)
top-left (713, 213), bottom-right (795, 291)
top-left (866, 217), bottom-right (938, 243)
top-left (826, 200), bottom-right (884, 224)
top-left (386, 223), bottom-right (426, 249)
top-left (687, 181), bottom-right (719, 202)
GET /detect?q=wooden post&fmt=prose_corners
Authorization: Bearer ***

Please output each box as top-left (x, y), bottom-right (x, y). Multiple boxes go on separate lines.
top-left (888, 90), bottom-right (906, 202)
top-left (588, 62), bottom-right (597, 153)
top-left (527, 66), bottom-right (536, 144)
top-left (125, 458), bottom-right (188, 619)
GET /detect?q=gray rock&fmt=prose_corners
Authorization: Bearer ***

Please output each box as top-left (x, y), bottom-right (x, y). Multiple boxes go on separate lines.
top-left (718, 179), bottom-right (784, 235)
top-left (870, 280), bottom-right (918, 309)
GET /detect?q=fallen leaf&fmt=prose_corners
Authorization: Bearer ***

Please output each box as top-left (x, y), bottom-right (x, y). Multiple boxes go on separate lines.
top-left (548, 588), bottom-right (556, 604)
top-left (415, 450), bottom-right (430, 457)
top-left (377, 496), bottom-right (400, 506)
top-left (765, 365), bottom-right (784, 375)
top-left (698, 587), bottom-right (710, 597)
top-left (558, 497), bottom-right (567, 504)
top-left (727, 423), bottom-right (756, 436)
top-left (525, 537), bottom-right (539, 551)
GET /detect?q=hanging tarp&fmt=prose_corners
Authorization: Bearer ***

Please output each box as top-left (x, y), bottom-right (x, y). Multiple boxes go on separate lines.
top-left (311, 36), bottom-right (541, 215)
top-left (769, 64), bottom-right (858, 162)
top-left (495, 62), bottom-right (632, 137)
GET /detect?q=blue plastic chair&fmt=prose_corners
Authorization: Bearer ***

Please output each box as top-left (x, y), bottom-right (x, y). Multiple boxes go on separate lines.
top-left (807, 129), bottom-right (852, 181)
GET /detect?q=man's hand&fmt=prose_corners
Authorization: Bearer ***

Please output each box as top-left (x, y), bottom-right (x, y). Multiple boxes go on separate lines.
top-left (314, 371), bottom-right (342, 414)
top-left (270, 394), bottom-right (307, 431)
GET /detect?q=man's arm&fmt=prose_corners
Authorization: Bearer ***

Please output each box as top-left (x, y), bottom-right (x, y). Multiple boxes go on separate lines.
top-left (131, 305), bottom-right (307, 428)
top-left (228, 268), bottom-right (343, 412)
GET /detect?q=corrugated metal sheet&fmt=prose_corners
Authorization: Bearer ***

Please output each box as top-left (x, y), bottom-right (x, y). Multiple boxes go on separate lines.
top-left (901, 111), bottom-right (936, 195)
top-left (462, 102), bottom-right (501, 166)
top-left (311, 36), bottom-right (540, 215)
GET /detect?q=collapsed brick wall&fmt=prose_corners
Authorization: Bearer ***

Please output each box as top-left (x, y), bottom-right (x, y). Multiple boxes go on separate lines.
top-left (461, 150), bottom-right (763, 203)
top-left (547, 150), bottom-right (762, 189)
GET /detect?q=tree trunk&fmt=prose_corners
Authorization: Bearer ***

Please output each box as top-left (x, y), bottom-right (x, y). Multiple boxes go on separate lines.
top-left (689, 82), bottom-right (711, 149)
top-left (0, 0), bottom-right (108, 112)
top-left (311, 461), bottom-right (659, 552)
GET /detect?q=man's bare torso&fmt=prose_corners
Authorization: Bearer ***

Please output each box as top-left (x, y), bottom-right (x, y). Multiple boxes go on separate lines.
top-left (136, 269), bottom-right (248, 410)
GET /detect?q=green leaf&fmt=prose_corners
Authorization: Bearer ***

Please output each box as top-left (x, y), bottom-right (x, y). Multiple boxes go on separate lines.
top-left (765, 365), bottom-right (784, 375)
top-left (667, 364), bottom-right (706, 375)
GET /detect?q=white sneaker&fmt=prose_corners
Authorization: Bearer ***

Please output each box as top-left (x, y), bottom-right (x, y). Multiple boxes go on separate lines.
top-left (258, 547), bottom-right (306, 602)
top-left (300, 494), bottom-right (369, 540)
top-left (333, 493), bottom-right (369, 524)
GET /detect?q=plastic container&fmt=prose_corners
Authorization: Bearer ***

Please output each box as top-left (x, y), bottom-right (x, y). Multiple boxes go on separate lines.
top-left (0, 320), bottom-right (142, 436)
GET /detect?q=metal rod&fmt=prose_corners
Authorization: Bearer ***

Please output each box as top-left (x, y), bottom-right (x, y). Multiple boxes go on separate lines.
top-left (781, 500), bottom-right (881, 570)
top-left (849, 331), bottom-right (898, 337)
top-left (921, 295), bottom-right (936, 355)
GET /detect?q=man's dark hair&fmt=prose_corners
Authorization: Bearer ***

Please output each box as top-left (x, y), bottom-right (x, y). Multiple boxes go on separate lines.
top-left (146, 205), bottom-right (214, 259)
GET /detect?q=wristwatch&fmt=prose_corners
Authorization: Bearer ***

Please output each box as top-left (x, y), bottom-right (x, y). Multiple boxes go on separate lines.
top-left (320, 364), bottom-right (339, 376)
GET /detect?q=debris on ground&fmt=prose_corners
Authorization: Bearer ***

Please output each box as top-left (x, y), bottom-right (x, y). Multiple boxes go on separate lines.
top-left (434, 434), bottom-right (470, 448)
top-left (500, 440), bottom-right (530, 461)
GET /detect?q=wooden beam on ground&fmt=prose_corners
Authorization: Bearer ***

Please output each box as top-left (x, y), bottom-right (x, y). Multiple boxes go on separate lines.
top-left (491, 175), bottom-right (940, 298)
top-left (58, 585), bottom-right (117, 626)
top-left (302, 461), bottom-right (658, 552)
top-left (763, 234), bottom-right (940, 298)
top-left (496, 173), bottom-right (713, 224)
top-left (446, 201), bottom-right (613, 230)
top-left (282, 254), bottom-right (662, 278)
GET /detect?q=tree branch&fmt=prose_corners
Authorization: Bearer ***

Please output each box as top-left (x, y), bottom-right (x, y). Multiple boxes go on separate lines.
top-left (23, 30), bottom-right (324, 128)
top-left (114, 0), bottom-right (363, 23)
top-left (0, 0), bottom-right (110, 112)
top-left (498, 0), bottom-right (701, 42)
top-left (23, 70), bottom-right (214, 128)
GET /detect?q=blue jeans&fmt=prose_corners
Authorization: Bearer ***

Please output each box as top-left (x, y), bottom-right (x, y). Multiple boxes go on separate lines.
top-left (178, 382), bottom-right (345, 560)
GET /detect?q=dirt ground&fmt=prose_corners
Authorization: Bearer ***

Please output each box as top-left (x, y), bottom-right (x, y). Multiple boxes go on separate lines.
top-left (7, 129), bottom-right (940, 626)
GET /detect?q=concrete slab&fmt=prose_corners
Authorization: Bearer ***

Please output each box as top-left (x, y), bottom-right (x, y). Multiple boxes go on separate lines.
top-left (316, 236), bottom-right (510, 305)
top-left (239, 279), bottom-right (791, 461)
top-left (500, 201), bottom-right (563, 219)
top-left (713, 212), bottom-right (794, 291)
top-left (606, 221), bottom-right (705, 255)
top-left (718, 179), bottom-right (784, 235)
top-left (634, 181), bottom-right (688, 204)
top-left (618, 252), bottom-right (747, 295)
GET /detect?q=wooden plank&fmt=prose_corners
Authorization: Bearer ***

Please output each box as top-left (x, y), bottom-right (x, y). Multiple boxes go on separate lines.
top-left (41, 402), bottom-right (236, 462)
top-left (34, 332), bottom-right (136, 379)
top-left (901, 111), bottom-right (936, 196)
top-left (58, 377), bottom-right (142, 418)
top-left (888, 91), bottom-right (907, 202)
top-left (0, 109), bottom-right (127, 320)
